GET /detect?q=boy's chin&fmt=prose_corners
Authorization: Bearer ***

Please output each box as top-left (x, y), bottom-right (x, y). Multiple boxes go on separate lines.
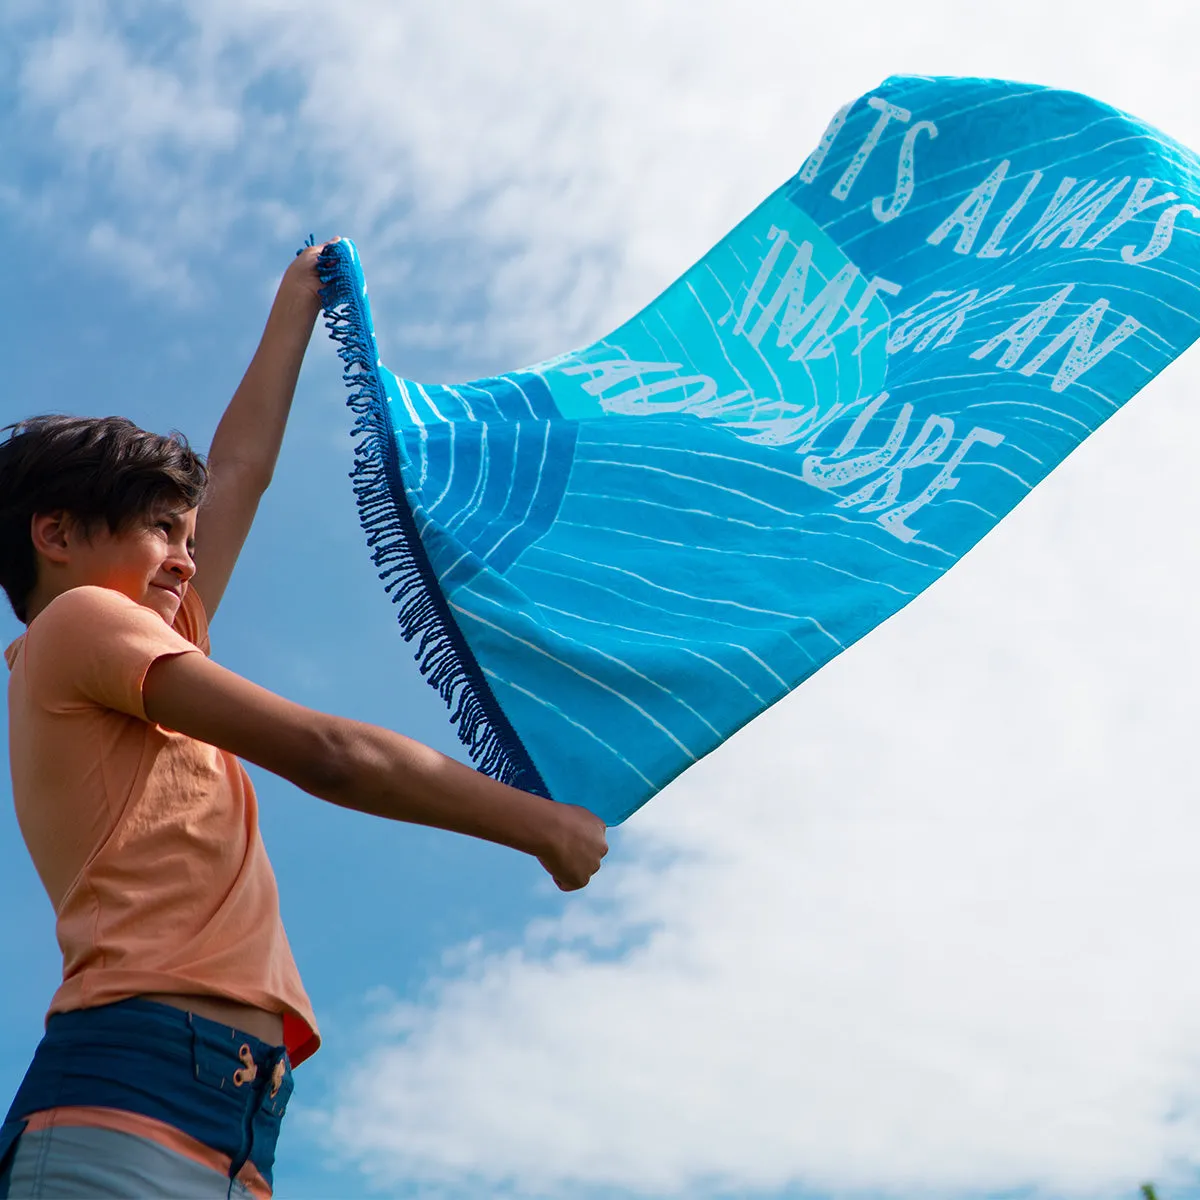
top-left (143, 585), bottom-right (182, 622)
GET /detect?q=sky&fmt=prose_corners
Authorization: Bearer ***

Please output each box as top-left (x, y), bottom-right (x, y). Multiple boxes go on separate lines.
top-left (1, 2), bottom-right (1200, 1198)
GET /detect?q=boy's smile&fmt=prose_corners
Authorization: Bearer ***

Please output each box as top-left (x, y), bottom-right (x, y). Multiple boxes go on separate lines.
top-left (85, 507), bottom-right (198, 623)
top-left (30, 506), bottom-right (198, 625)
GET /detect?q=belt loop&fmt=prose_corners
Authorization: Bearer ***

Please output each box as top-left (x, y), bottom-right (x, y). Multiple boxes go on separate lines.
top-left (186, 1011), bottom-right (201, 1083)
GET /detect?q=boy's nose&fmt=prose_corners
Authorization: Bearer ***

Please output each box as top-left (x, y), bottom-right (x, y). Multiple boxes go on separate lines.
top-left (167, 555), bottom-right (196, 582)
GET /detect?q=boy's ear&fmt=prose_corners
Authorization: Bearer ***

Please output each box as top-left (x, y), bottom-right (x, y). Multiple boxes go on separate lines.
top-left (30, 511), bottom-right (76, 565)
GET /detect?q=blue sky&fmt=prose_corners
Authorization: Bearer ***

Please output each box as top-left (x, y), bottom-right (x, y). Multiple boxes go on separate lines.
top-left (4, 3), bottom-right (1200, 1199)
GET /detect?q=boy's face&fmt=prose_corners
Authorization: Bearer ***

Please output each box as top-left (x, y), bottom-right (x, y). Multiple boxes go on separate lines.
top-left (58, 505), bottom-right (198, 625)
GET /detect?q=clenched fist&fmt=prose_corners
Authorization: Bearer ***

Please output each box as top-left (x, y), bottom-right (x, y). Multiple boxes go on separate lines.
top-left (537, 802), bottom-right (609, 891)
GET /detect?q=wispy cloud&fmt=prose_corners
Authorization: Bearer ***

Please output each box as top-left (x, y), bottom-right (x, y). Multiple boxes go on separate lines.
top-left (6, 6), bottom-right (247, 300)
top-left (18, 11), bottom-right (241, 160)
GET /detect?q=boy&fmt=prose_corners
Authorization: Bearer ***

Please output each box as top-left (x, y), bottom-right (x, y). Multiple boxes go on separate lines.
top-left (0, 244), bottom-right (608, 1198)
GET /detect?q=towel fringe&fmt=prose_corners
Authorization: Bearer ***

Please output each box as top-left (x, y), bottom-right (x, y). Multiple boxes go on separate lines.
top-left (317, 242), bottom-right (552, 799)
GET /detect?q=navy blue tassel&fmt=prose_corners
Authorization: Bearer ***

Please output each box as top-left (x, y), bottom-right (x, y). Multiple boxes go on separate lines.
top-left (317, 242), bottom-right (552, 799)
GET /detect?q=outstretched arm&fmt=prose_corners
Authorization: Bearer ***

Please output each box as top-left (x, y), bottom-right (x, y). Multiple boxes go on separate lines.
top-left (191, 244), bottom-right (329, 618)
top-left (142, 649), bottom-right (609, 890)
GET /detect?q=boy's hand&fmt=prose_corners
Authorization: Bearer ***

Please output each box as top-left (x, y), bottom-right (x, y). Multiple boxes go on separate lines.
top-left (279, 238), bottom-right (339, 311)
top-left (537, 803), bottom-right (609, 892)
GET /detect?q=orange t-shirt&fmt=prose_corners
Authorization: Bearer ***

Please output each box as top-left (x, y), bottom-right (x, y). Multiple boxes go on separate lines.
top-left (4, 584), bottom-right (319, 1066)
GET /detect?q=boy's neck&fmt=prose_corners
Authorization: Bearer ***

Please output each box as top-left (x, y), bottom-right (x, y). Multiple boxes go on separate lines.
top-left (23, 577), bottom-right (70, 625)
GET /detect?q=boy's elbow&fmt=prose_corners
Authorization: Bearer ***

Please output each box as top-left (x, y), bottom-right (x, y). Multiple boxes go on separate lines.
top-left (210, 455), bottom-right (274, 502)
top-left (291, 716), bottom-right (362, 802)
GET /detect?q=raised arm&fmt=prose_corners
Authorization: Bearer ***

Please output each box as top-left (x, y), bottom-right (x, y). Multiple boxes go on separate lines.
top-left (142, 650), bottom-right (609, 891)
top-left (190, 244), bottom-right (329, 618)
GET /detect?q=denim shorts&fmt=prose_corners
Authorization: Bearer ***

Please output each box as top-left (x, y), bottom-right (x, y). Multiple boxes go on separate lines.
top-left (0, 999), bottom-right (293, 1198)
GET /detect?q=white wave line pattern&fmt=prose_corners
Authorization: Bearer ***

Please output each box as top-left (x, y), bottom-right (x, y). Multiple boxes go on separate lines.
top-left (962, 399), bottom-right (1093, 432)
top-left (445, 423), bottom-right (491, 535)
top-left (636, 316), bottom-right (680, 375)
top-left (395, 377), bottom-right (424, 426)
top-left (532, 601), bottom-right (772, 705)
top-left (586, 440), bottom-right (819, 484)
top-left (442, 384), bottom-right (477, 422)
top-left (938, 497), bottom-right (1000, 519)
top-left (684, 278), bottom-right (758, 400)
top-left (451, 601), bottom-right (700, 759)
top-left (481, 421), bottom-right (552, 565)
top-left (502, 376), bottom-right (543, 420)
top-left (514, 562), bottom-right (793, 686)
top-left (581, 458), bottom-right (813, 520)
top-left (527, 546), bottom-right (845, 647)
top-left (567, 490), bottom-right (942, 570)
top-left (489, 422), bottom-right (522, 550)
top-left (470, 580), bottom-right (727, 737)
top-left (804, 508), bottom-right (956, 559)
top-left (563, 638), bottom-right (723, 738)
top-left (428, 419), bottom-right (458, 513)
top-left (554, 520), bottom-right (916, 597)
top-left (953, 459), bottom-right (1034, 488)
top-left (413, 381), bottom-right (448, 423)
top-left (482, 668), bottom-right (655, 789)
top-left (1001, 413), bottom-right (1085, 443)
top-left (881, 376), bottom-right (1108, 431)
top-left (1002, 442), bottom-right (1046, 466)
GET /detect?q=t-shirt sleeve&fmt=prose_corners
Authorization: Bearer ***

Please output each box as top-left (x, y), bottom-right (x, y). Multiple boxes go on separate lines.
top-left (26, 586), bottom-right (204, 720)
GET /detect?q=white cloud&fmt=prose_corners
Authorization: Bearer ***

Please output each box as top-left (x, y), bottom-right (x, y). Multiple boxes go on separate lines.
top-left (85, 220), bottom-right (199, 299)
top-left (8, 4), bottom-right (281, 298)
top-left (18, 13), bottom-right (241, 161)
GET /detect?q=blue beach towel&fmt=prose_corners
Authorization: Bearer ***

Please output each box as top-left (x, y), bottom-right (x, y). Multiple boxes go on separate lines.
top-left (319, 75), bottom-right (1200, 825)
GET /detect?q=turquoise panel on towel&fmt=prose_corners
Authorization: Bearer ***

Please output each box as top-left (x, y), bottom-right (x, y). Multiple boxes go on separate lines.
top-left (319, 75), bottom-right (1200, 824)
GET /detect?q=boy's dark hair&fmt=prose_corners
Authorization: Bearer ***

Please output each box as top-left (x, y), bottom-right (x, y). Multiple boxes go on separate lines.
top-left (0, 415), bottom-right (208, 623)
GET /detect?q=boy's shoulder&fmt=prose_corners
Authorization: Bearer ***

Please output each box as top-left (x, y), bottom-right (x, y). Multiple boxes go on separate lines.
top-left (5, 586), bottom-right (125, 669)
top-left (9, 585), bottom-right (208, 669)
top-left (32, 585), bottom-right (147, 641)
top-left (39, 585), bottom-right (208, 643)
top-left (7, 585), bottom-right (209, 716)
top-left (43, 584), bottom-right (137, 618)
